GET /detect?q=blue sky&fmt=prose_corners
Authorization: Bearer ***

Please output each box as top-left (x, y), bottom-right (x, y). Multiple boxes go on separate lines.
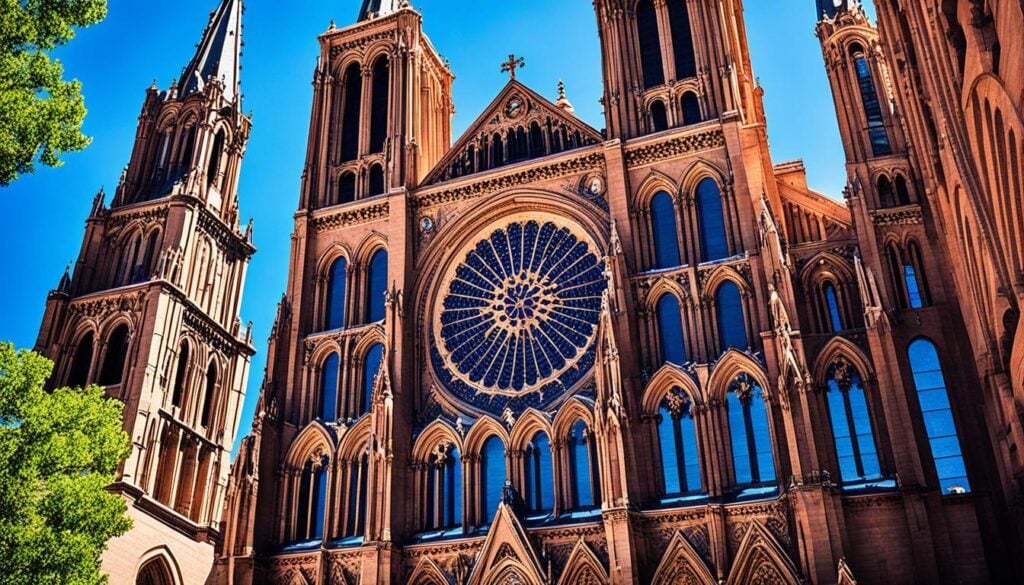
top-left (0, 0), bottom-right (861, 455)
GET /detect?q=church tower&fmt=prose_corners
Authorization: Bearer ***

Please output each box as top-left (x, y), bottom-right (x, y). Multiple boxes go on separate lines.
top-left (33, 1), bottom-right (255, 583)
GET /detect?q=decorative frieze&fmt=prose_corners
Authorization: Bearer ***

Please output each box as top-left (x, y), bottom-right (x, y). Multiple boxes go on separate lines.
top-left (624, 129), bottom-right (726, 168)
top-left (312, 201), bottom-right (390, 232)
top-left (870, 206), bottom-right (924, 226)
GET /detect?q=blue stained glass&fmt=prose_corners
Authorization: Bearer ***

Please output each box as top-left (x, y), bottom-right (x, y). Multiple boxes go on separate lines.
top-left (728, 392), bottom-right (751, 485)
top-left (481, 437), bottom-right (506, 524)
top-left (853, 55), bottom-right (892, 156)
top-left (346, 455), bottom-right (368, 537)
top-left (728, 379), bottom-right (775, 486)
top-left (904, 265), bottom-right (924, 308)
top-left (827, 373), bottom-right (881, 483)
top-left (825, 284), bottom-right (843, 332)
top-left (450, 448), bottom-right (463, 527)
top-left (366, 250), bottom-right (388, 323)
top-left (656, 294), bottom-right (687, 365)
top-left (696, 179), bottom-right (729, 262)
top-left (524, 432), bottom-right (554, 512)
top-left (908, 339), bottom-right (970, 494)
top-left (569, 421), bottom-right (596, 509)
top-left (363, 344), bottom-right (383, 416)
top-left (716, 281), bottom-right (747, 352)
top-left (658, 391), bottom-right (702, 495)
top-left (326, 257), bottom-right (347, 330)
top-left (321, 353), bottom-right (339, 421)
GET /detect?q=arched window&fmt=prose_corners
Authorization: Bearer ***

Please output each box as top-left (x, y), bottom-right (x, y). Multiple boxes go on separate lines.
top-left (343, 450), bottom-right (369, 538)
top-left (727, 375), bottom-right (775, 486)
top-left (904, 241), bottom-right (930, 308)
top-left (681, 92), bottom-right (701, 125)
top-left (515, 127), bottom-right (528, 159)
top-left (141, 231), bottom-right (160, 278)
top-left (696, 178), bottom-right (729, 261)
top-left (295, 456), bottom-right (328, 541)
top-left (850, 45), bottom-right (891, 156)
top-left (179, 125), bottom-right (197, 171)
top-left (368, 164), bottom-right (385, 197)
top-left (136, 557), bottom-right (174, 585)
top-left (98, 325), bottom-right (130, 386)
top-left (321, 353), bottom-right (340, 421)
top-left (715, 281), bottom-right (747, 352)
top-left (491, 132), bottom-right (504, 167)
top-left (200, 362), bottom-right (216, 427)
top-left (365, 250), bottom-right (388, 323)
top-left (207, 129), bottom-right (225, 188)
top-left (658, 387), bottom-right (701, 495)
top-left (908, 339), bottom-right (970, 494)
top-left (170, 343), bottom-right (189, 407)
top-left (885, 244), bottom-right (906, 307)
top-left (877, 175), bottom-right (895, 207)
top-left (636, 0), bottom-right (664, 89)
top-left (362, 343), bottom-right (383, 416)
top-left (650, 191), bottom-right (681, 268)
top-left (895, 175), bottom-right (912, 205)
top-left (529, 122), bottom-right (544, 157)
top-left (667, 0), bottom-right (697, 79)
top-left (369, 56), bottom-right (389, 154)
top-left (568, 420), bottom-right (599, 509)
top-left (338, 172), bottom-right (356, 205)
top-left (426, 444), bottom-right (462, 530)
top-left (826, 361), bottom-right (881, 482)
top-left (656, 293), bottom-right (687, 365)
top-left (650, 100), bottom-right (668, 132)
top-left (479, 436), bottom-right (505, 525)
top-left (523, 431), bottom-right (554, 513)
top-left (67, 332), bottom-right (94, 388)
top-left (325, 257), bottom-right (347, 330)
top-left (340, 63), bottom-right (362, 163)
top-left (824, 283), bottom-right (844, 332)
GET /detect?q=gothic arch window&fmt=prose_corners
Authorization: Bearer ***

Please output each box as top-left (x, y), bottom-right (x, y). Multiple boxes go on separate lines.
top-left (849, 44), bottom-right (891, 156)
top-left (894, 174), bottom-right (912, 205)
top-left (567, 420), bottom-right (599, 510)
top-left (681, 92), bottom-right (701, 125)
top-left (125, 233), bottom-right (144, 285)
top-left (141, 230), bottom-right (160, 280)
top-left (696, 178), bottom-right (729, 262)
top-left (727, 374), bottom-right (775, 486)
top-left (657, 387), bottom-right (702, 496)
top-left (67, 332), bottom-right (94, 388)
top-left (340, 63), bottom-right (362, 163)
top-left (877, 175), bottom-right (895, 208)
top-left (207, 129), bottom-right (226, 188)
top-left (650, 191), bottom-right (682, 269)
top-left (636, 0), bottom-right (664, 89)
top-left (904, 241), bottom-right (930, 308)
top-left (364, 249), bottom-right (388, 323)
top-left (825, 360), bottom-right (881, 483)
top-left (523, 431), bottom-right (554, 513)
top-left (491, 132), bottom-right (504, 167)
top-left (885, 243), bottom-right (906, 307)
top-left (179, 123), bottom-right (198, 171)
top-left (367, 164), bottom-right (385, 197)
top-left (361, 343), bottom-right (383, 416)
top-left (369, 56), bottom-right (389, 154)
top-left (320, 352), bottom-right (340, 421)
top-left (529, 122), bottom-right (545, 157)
top-left (715, 281), bottom-right (747, 352)
top-left (98, 324), bottom-right (130, 386)
top-left (908, 339), bottom-right (970, 494)
top-left (479, 436), bottom-right (506, 525)
top-left (343, 449), bottom-right (369, 538)
top-left (337, 172), bottom-right (356, 205)
top-left (325, 256), bottom-right (347, 331)
top-left (667, 0), bottom-right (697, 79)
top-left (171, 342), bottom-right (189, 407)
top-left (294, 455), bottom-right (329, 541)
top-left (200, 361), bottom-right (217, 427)
top-left (425, 444), bottom-right (462, 531)
top-left (656, 293), bottom-right (687, 365)
top-left (650, 100), bottom-right (668, 132)
top-left (136, 556), bottom-right (175, 585)
top-left (515, 126), bottom-right (528, 159)
top-left (823, 282), bottom-right (844, 332)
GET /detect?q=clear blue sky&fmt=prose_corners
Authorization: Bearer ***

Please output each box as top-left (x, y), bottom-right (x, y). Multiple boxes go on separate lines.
top-left (0, 0), bottom-right (863, 455)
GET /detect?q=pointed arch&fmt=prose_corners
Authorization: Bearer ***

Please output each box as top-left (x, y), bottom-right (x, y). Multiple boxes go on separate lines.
top-left (339, 62), bottom-right (363, 163)
top-left (98, 322), bottom-right (131, 387)
top-left (707, 350), bottom-right (769, 398)
top-left (67, 329), bottom-right (96, 388)
top-left (557, 538), bottom-right (609, 585)
top-left (463, 416), bottom-right (510, 455)
top-left (650, 532), bottom-right (717, 585)
top-left (509, 408), bottom-right (554, 451)
top-left (467, 504), bottom-right (546, 585)
top-left (336, 415), bottom-right (372, 460)
top-left (726, 522), bottom-right (802, 585)
top-left (406, 558), bottom-right (450, 585)
top-left (134, 546), bottom-right (183, 585)
top-left (635, 170), bottom-right (679, 206)
top-left (285, 421), bottom-right (336, 468)
top-left (642, 363), bottom-right (703, 414)
top-left (812, 337), bottom-right (875, 384)
top-left (551, 396), bottom-right (596, 439)
top-left (412, 419), bottom-right (463, 461)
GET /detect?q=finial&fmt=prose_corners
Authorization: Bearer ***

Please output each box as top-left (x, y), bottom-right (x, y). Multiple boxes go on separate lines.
top-left (328, 19), bottom-right (336, 30)
top-left (500, 53), bottom-right (525, 81)
top-left (558, 79), bottom-right (566, 99)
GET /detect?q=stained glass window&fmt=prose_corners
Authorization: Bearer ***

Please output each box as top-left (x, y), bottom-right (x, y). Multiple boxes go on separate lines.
top-left (826, 362), bottom-right (881, 482)
top-left (568, 420), bottom-right (598, 509)
top-left (651, 191), bottom-right (681, 269)
top-left (362, 343), bottom-right (383, 416)
top-left (326, 257), bottom-right (347, 330)
top-left (716, 281), bottom-right (747, 352)
top-left (825, 283), bottom-right (843, 332)
top-left (366, 250), bottom-right (388, 323)
top-left (296, 457), bottom-right (327, 541)
top-left (658, 388), bottom-right (701, 495)
top-left (344, 452), bottom-right (368, 538)
top-left (656, 293), bottom-right (687, 365)
top-left (667, 0), bottom-right (696, 79)
top-left (852, 50), bottom-right (892, 156)
top-left (321, 352), bottom-right (339, 421)
top-left (637, 0), bottom-right (664, 89)
top-left (904, 265), bottom-right (924, 309)
top-left (523, 432), bottom-right (554, 513)
top-left (480, 436), bottom-right (506, 524)
top-left (728, 375), bottom-right (775, 486)
top-left (696, 179), bottom-right (729, 262)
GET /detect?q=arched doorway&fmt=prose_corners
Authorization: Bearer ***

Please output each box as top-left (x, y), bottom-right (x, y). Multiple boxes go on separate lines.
top-left (136, 556), bottom-right (175, 585)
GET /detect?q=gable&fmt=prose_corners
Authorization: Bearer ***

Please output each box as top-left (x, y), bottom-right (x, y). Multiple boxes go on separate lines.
top-left (423, 80), bottom-right (603, 186)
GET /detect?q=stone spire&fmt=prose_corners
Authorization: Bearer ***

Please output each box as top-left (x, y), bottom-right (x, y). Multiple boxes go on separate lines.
top-left (178, 0), bottom-right (244, 102)
top-left (816, 0), bottom-right (854, 20)
top-left (358, 0), bottom-right (403, 22)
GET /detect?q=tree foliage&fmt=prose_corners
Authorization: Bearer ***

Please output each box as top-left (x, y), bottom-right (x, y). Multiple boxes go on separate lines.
top-left (0, 0), bottom-right (108, 186)
top-left (0, 342), bottom-right (131, 584)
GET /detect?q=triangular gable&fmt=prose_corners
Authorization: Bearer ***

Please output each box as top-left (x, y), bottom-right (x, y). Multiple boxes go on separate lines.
top-left (406, 557), bottom-right (451, 585)
top-left (726, 522), bottom-right (803, 585)
top-left (423, 79), bottom-right (603, 186)
top-left (556, 538), bottom-right (609, 585)
top-left (650, 532), bottom-right (717, 585)
top-left (467, 503), bottom-right (546, 585)
top-left (837, 558), bottom-right (858, 585)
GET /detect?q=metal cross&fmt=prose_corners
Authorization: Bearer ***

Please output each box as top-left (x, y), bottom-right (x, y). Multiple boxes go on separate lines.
top-left (500, 54), bottom-right (525, 80)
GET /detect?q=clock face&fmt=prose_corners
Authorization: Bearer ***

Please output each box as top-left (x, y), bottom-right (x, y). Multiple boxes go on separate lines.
top-left (431, 218), bottom-right (606, 416)
top-left (505, 97), bottom-right (524, 119)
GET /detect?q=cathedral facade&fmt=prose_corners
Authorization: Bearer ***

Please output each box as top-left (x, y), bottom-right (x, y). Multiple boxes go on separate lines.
top-left (33, 0), bottom-right (1024, 583)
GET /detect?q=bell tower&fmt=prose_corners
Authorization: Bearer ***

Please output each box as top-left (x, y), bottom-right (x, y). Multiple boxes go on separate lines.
top-left (33, 1), bottom-right (256, 583)
top-left (593, 0), bottom-right (761, 140)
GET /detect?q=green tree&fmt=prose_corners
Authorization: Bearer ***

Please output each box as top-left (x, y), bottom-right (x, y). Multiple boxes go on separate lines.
top-left (0, 343), bottom-right (131, 584)
top-left (0, 0), bottom-right (108, 186)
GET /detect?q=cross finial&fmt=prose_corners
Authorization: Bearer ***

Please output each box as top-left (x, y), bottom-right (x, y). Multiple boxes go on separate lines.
top-left (500, 53), bottom-right (525, 80)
